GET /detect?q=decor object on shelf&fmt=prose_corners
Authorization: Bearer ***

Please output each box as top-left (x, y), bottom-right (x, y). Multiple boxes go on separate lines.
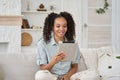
top-left (37, 3), bottom-right (47, 11)
top-left (96, 0), bottom-right (109, 14)
top-left (50, 5), bottom-right (56, 11)
top-left (39, 4), bottom-right (44, 9)
top-left (21, 32), bottom-right (33, 46)
top-left (22, 19), bottom-right (30, 29)
top-left (31, 25), bottom-right (43, 29)
top-left (26, 0), bottom-right (30, 11)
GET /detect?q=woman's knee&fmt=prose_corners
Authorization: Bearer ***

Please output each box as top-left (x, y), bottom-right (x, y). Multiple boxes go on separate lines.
top-left (35, 70), bottom-right (57, 80)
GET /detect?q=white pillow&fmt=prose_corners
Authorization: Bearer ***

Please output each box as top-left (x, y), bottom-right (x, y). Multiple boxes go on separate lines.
top-left (96, 46), bottom-right (114, 59)
top-left (98, 53), bottom-right (120, 79)
top-left (70, 69), bottom-right (101, 80)
top-left (80, 48), bottom-right (98, 69)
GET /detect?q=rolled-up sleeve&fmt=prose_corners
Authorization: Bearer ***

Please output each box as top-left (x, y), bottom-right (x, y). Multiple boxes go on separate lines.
top-left (37, 41), bottom-right (48, 65)
top-left (72, 46), bottom-right (81, 64)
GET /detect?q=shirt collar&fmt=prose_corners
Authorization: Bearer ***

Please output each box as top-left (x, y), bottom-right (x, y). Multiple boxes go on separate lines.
top-left (50, 33), bottom-right (68, 46)
top-left (50, 36), bottom-right (57, 46)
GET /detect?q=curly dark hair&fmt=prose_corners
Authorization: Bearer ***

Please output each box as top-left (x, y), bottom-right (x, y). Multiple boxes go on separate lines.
top-left (43, 11), bottom-right (75, 43)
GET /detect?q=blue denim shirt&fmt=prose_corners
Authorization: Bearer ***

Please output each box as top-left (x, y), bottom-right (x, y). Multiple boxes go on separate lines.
top-left (37, 36), bottom-right (80, 76)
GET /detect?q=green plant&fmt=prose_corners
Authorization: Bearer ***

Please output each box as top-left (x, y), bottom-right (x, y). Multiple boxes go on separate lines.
top-left (116, 56), bottom-right (120, 59)
top-left (96, 0), bottom-right (109, 14)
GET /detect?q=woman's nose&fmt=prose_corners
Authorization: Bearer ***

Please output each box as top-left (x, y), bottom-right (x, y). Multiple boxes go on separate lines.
top-left (60, 27), bottom-right (64, 31)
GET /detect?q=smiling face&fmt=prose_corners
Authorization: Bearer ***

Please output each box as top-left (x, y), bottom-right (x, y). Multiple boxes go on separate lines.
top-left (53, 17), bottom-right (67, 42)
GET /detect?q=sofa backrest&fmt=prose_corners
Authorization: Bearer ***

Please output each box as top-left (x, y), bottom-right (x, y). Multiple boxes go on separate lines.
top-left (0, 53), bottom-right (39, 80)
top-left (0, 52), bottom-right (87, 80)
top-left (0, 46), bottom-right (113, 80)
top-left (78, 54), bottom-right (87, 71)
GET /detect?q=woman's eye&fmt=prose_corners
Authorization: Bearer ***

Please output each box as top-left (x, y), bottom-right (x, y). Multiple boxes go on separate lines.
top-left (64, 26), bottom-right (67, 28)
top-left (56, 26), bottom-right (60, 28)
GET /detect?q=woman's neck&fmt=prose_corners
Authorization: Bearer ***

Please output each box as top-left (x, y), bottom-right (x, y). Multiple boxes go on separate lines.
top-left (54, 36), bottom-right (64, 43)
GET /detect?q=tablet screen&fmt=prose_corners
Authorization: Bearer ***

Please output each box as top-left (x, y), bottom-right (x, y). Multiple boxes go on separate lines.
top-left (59, 43), bottom-right (78, 61)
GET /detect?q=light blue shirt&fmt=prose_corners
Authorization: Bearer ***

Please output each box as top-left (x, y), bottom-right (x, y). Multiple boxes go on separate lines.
top-left (37, 36), bottom-right (80, 76)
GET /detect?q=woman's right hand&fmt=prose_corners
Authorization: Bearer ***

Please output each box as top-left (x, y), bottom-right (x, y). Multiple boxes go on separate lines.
top-left (40, 51), bottom-right (66, 70)
top-left (51, 51), bottom-right (66, 64)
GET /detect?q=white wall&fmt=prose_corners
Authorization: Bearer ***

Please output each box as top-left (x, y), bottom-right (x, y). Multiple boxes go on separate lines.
top-left (21, 0), bottom-right (61, 12)
top-left (0, 0), bottom-right (21, 53)
top-left (82, 0), bottom-right (112, 48)
top-left (0, 26), bottom-right (21, 53)
top-left (0, 0), bottom-right (113, 53)
top-left (60, 0), bottom-right (82, 47)
top-left (112, 0), bottom-right (120, 53)
top-left (21, 0), bottom-right (82, 48)
top-left (0, 0), bottom-right (21, 15)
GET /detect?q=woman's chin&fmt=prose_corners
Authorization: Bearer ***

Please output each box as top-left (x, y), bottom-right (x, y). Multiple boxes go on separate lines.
top-left (58, 35), bottom-right (64, 38)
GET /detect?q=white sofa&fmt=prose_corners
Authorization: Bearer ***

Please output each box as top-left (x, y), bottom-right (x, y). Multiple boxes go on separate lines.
top-left (0, 46), bottom-right (120, 80)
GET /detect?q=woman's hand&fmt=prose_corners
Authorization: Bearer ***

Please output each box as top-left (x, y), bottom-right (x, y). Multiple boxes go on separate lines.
top-left (61, 74), bottom-right (70, 80)
top-left (40, 51), bottom-right (66, 70)
top-left (61, 64), bottom-right (78, 80)
top-left (51, 51), bottom-right (66, 64)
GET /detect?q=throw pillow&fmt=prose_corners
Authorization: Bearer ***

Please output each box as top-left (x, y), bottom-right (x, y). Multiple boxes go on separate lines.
top-left (98, 53), bottom-right (120, 79)
top-left (96, 46), bottom-right (114, 59)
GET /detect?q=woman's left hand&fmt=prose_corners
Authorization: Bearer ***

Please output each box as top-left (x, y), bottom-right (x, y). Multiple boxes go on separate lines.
top-left (61, 74), bottom-right (70, 80)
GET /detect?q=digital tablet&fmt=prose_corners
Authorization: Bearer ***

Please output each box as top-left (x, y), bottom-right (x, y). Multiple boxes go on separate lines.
top-left (58, 42), bottom-right (78, 61)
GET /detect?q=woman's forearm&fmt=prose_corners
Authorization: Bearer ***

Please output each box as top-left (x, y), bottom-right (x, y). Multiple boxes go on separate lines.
top-left (65, 64), bottom-right (78, 77)
top-left (40, 60), bottom-right (56, 71)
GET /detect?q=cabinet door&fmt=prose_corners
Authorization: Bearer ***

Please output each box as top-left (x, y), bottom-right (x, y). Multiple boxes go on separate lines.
top-left (82, 0), bottom-right (112, 48)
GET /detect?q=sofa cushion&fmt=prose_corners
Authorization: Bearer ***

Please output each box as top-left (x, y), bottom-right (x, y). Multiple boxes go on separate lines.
top-left (80, 48), bottom-right (98, 69)
top-left (0, 53), bottom-right (39, 80)
top-left (78, 53), bottom-right (87, 72)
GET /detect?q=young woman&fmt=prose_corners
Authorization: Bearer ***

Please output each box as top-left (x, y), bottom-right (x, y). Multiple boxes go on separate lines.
top-left (35, 12), bottom-right (80, 80)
